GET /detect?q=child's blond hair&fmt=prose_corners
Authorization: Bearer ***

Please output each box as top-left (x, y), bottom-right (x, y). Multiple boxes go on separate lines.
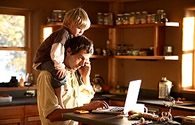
top-left (63, 8), bottom-right (91, 30)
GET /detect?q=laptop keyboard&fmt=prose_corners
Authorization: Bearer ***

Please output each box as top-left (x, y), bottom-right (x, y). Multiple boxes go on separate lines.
top-left (109, 107), bottom-right (124, 112)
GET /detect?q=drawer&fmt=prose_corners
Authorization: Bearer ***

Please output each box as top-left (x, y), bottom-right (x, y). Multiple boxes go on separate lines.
top-left (0, 106), bottom-right (24, 119)
top-left (25, 105), bottom-right (39, 116)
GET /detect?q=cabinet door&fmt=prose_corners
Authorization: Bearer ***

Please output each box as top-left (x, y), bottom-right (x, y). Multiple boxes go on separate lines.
top-left (24, 105), bottom-right (41, 125)
top-left (0, 106), bottom-right (24, 125)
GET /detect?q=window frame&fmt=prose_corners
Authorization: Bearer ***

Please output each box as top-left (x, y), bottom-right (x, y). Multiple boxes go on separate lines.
top-left (0, 7), bottom-right (32, 74)
top-left (181, 9), bottom-right (195, 92)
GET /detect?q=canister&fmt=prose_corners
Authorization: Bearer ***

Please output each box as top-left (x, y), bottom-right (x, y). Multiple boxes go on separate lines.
top-left (97, 12), bottom-right (103, 24)
top-left (158, 77), bottom-right (172, 99)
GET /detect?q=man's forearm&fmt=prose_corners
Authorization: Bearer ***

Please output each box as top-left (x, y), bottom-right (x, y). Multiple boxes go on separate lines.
top-left (47, 107), bottom-right (83, 122)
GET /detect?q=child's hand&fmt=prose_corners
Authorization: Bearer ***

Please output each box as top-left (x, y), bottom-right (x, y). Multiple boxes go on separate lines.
top-left (56, 69), bottom-right (67, 78)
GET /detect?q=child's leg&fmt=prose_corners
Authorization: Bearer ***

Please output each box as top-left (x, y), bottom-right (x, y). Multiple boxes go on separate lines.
top-left (54, 86), bottom-right (65, 109)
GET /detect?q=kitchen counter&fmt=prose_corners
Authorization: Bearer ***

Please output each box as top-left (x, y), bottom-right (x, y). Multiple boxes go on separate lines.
top-left (0, 97), bottom-right (37, 107)
top-left (1, 94), bottom-right (195, 113)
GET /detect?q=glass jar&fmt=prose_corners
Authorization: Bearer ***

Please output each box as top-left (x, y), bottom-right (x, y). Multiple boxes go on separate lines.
top-left (97, 12), bottom-right (103, 24)
top-left (52, 10), bottom-right (66, 22)
top-left (25, 73), bottom-right (34, 86)
top-left (156, 10), bottom-right (164, 23)
top-left (141, 11), bottom-right (147, 24)
top-left (129, 12), bottom-right (135, 24)
top-left (135, 12), bottom-right (141, 24)
top-left (147, 14), bottom-right (152, 23)
top-left (108, 12), bottom-right (113, 25)
top-left (151, 14), bottom-right (156, 23)
top-left (116, 43), bottom-right (122, 55)
top-left (103, 13), bottom-right (109, 25)
top-left (123, 13), bottom-right (130, 25)
top-left (115, 14), bottom-right (123, 25)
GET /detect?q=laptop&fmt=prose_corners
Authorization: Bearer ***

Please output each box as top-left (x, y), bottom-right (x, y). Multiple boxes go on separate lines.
top-left (91, 79), bottom-right (142, 115)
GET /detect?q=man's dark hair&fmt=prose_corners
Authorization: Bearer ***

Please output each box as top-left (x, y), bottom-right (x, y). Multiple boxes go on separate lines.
top-left (65, 35), bottom-right (94, 55)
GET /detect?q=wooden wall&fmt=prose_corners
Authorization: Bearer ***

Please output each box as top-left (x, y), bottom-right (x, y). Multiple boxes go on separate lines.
top-left (1, 0), bottom-right (195, 93)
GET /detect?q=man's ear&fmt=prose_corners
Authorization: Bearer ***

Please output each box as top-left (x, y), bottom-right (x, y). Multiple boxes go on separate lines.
top-left (66, 47), bottom-right (72, 55)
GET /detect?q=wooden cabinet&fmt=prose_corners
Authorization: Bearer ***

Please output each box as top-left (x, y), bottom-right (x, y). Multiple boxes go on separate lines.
top-left (0, 106), bottom-right (24, 125)
top-left (24, 105), bottom-right (41, 125)
top-left (0, 105), bottom-right (41, 125)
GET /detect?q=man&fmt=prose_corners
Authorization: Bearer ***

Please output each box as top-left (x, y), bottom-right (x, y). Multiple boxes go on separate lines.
top-left (37, 36), bottom-right (109, 125)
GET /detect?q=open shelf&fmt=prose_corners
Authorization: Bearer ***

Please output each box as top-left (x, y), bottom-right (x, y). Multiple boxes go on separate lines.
top-left (44, 22), bottom-right (179, 28)
top-left (90, 55), bottom-right (179, 60)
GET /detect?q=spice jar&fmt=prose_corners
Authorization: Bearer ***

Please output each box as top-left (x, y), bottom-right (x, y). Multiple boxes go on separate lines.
top-left (97, 12), bottom-right (103, 24)
top-left (141, 11), bottom-right (147, 24)
top-left (52, 10), bottom-right (66, 22)
top-left (135, 12), bottom-right (141, 24)
top-left (123, 13), bottom-right (130, 25)
top-left (151, 14), bottom-right (156, 23)
top-left (103, 13), bottom-right (109, 25)
top-left (147, 14), bottom-right (152, 23)
top-left (129, 12), bottom-right (135, 24)
top-left (108, 12), bottom-right (113, 25)
top-left (115, 14), bottom-right (123, 25)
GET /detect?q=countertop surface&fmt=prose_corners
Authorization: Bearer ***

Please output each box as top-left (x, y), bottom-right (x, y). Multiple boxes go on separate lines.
top-left (0, 97), bottom-right (37, 106)
top-left (1, 94), bottom-right (195, 112)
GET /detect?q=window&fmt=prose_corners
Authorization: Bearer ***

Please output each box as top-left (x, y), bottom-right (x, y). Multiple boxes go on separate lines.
top-left (0, 8), bottom-right (31, 83)
top-left (182, 10), bottom-right (195, 90)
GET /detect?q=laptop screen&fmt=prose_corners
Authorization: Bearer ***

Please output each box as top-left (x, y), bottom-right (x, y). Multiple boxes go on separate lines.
top-left (123, 80), bottom-right (142, 115)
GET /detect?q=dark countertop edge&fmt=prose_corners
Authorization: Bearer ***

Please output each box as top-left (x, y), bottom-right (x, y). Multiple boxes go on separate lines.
top-left (1, 95), bottom-right (195, 112)
top-left (138, 99), bottom-right (195, 112)
top-left (0, 97), bottom-right (37, 107)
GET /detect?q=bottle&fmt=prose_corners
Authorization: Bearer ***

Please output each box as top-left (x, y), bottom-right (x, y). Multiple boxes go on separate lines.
top-left (19, 75), bottom-right (24, 87)
top-left (158, 77), bottom-right (172, 99)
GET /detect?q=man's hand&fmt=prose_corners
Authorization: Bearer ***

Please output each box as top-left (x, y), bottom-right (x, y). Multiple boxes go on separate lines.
top-left (78, 61), bottom-right (91, 78)
top-left (80, 101), bottom-right (109, 111)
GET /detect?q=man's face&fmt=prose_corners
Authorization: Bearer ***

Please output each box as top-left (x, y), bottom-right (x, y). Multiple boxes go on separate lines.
top-left (65, 48), bottom-right (91, 71)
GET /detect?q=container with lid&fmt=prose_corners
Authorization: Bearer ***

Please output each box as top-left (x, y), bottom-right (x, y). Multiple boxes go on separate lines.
top-left (135, 12), bottom-right (141, 24)
top-left (97, 12), bottom-right (104, 24)
top-left (158, 77), bottom-right (173, 99)
top-left (129, 12), bottom-right (135, 24)
top-left (141, 11), bottom-right (147, 24)
top-left (115, 14), bottom-right (123, 25)
top-left (156, 9), bottom-right (164, 23)
top-left (123, 13), bottom-right (130, 25)
top-left (103, 13), bottom-right (109, 25)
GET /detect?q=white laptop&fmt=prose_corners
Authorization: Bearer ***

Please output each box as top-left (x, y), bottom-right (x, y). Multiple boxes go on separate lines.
top-left (91, 79), bottom-right (142, 115)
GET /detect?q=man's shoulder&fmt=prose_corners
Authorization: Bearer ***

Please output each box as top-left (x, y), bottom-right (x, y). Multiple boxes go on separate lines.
top-left (38, 70), bottom-right (52, 79)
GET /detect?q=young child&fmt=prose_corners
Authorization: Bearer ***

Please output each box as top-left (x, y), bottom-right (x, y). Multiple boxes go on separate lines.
top-left (33, 7), bottom-right (91, 108)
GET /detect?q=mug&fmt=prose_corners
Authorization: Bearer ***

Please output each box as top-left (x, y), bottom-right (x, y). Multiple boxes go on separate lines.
top-left (131, 103), bottom-right (148, 113)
